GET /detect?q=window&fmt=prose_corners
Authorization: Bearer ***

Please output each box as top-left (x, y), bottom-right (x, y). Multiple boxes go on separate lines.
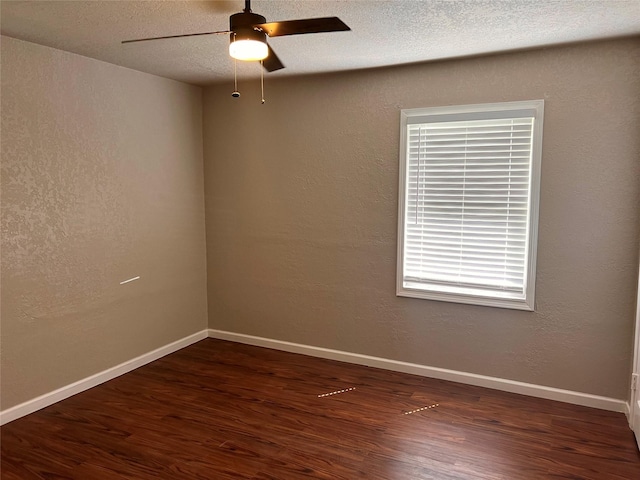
top-left (397, 100), bottom-right (544, 310)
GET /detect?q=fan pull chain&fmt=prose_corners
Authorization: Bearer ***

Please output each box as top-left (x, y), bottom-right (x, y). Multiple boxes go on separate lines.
top-left (260, 60), bottom-right (265, 104)
top-left (231, 33), bottom-right (240, 98)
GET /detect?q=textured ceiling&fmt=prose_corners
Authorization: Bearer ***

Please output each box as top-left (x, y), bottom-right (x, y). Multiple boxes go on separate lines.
top-left (2, 0), bottom-right (640, 86)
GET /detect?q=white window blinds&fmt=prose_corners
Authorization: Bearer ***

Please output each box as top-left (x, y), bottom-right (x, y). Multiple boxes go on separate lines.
top-left (397, 101), bottom-right (543, 310)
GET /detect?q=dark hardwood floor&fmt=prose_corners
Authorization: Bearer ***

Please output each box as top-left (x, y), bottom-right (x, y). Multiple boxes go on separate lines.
top-left (2, 338), bottom-right (639, 479)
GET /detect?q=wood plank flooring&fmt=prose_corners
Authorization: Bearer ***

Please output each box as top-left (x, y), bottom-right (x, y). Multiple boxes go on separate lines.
top-left (2, 338), bottom-right (639, 479)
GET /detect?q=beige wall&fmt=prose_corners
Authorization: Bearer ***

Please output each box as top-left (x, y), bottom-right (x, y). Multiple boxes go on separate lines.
top-left (203, 38), bottom-right (640, 400)
top-left (2, 35), bottom-right (638, 410)
top-left (1, 37), bottom-right (208, 409)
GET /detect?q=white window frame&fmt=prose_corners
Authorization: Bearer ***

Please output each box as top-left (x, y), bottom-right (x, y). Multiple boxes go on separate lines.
top-left (397, 100), bottom-right (544, 311)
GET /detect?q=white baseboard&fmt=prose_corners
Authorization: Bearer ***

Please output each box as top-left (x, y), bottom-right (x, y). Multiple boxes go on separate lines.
top-left (0, 329), bottom-right (208, 426)
top-left (2, 328), bottom-right (627, 426)
top-left (208, 329), bottom-right (627, 414)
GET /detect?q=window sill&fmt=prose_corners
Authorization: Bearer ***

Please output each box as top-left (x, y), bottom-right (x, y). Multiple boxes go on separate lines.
top-left (397, 284), bottom-right (534, 311)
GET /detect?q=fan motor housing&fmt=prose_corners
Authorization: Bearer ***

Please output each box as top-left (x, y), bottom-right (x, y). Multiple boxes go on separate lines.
top-left (230, 12), bottom-right (267, 44)
top-left (230, 11), bottom-right (266, 32)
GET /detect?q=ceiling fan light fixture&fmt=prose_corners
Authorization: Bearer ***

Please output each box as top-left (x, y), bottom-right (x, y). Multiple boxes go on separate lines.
top-left (229, 38), bottom-right (268, 61)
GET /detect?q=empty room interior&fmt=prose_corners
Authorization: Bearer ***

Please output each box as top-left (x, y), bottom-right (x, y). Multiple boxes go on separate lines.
top-left (1, 1), bottom-right (640, 478)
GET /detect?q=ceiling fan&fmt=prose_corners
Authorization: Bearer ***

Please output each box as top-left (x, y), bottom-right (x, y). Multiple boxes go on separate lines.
top-left (122, 0), bottom-right (351, 73)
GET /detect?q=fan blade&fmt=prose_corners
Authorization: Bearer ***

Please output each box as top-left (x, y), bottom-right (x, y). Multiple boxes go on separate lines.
top-left (255, 17), bottom-right (350, 37)
top-left (263, 44), bottom-right (285, 72)
top-left (122, 30), bottom-right (230, 44)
